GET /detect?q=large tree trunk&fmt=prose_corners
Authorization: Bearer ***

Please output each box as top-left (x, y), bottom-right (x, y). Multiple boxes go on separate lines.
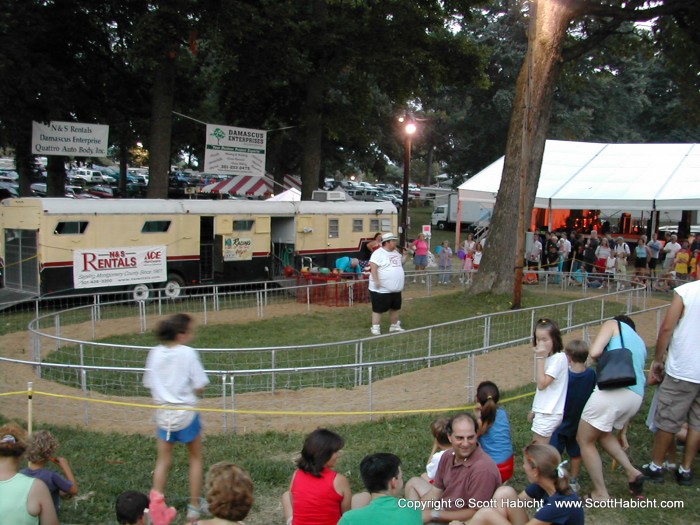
top-left (299, 0), bottom-right (327, 200)
top-left (300, 74), bottom-right (324, 200)
top-left (14, 124), bottom-right (34, 197)
top-left (46, 155), bottom-right (67, 197)
top-left (147, 55), bottom-right (175, 199)
top-left (470, 0), bottom-right (582, 297)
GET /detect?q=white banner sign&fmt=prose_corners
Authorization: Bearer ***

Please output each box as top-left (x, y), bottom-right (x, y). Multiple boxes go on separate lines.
top-left (73, 246), bottom-right (167, 289)
top-left (222, 236), bottom-right (254, 261)
top-left (204, 124), bottom-right (266, 176)
top-left (32, 121), bottom-right (109, 157)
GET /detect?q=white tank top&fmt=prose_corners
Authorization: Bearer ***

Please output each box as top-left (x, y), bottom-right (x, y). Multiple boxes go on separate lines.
top-left (666, 280), bottom-right (700, 383)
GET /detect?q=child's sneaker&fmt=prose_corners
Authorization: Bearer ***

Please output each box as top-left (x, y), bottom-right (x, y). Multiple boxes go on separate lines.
top-left (676, 467), bottom-right (693, 486)
top-left (569, 478), bottom-right (580, 494)
top-left (641, 463), bottom-right (665, 484)
top-left (187, 498), bottom-right (210, 521)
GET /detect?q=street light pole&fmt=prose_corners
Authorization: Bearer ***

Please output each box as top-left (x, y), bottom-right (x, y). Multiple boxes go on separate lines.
top-left (400, 119), bottom-right (416, 248)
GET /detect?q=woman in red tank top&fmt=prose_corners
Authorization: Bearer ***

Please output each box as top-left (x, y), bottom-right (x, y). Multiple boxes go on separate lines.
top-left (282, 429), bottom-right (351, 525)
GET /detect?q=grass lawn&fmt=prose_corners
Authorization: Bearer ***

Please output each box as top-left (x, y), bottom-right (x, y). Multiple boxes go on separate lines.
top-left (2, 380), bottom-right (695, 525)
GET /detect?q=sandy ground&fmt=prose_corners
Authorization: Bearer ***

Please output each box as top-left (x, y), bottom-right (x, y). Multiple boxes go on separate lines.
top-left (0, 293), bottom-right (667, 435)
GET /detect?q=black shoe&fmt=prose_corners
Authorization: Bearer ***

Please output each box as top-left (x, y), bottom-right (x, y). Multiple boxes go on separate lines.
top-left (676, 468), bottom-right (693, 486)
top-left (628, 474), bottom-right (645, 498)
top-left (641, 463), bottom-right (665, 484)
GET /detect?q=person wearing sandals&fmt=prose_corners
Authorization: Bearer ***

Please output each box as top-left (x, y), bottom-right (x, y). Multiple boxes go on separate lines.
top-left (143, 313), bottom-right (210, 522)
top-left (469, 443), bottom-right (583, 525)
top-left (576, 315), bottom-right (647, 500)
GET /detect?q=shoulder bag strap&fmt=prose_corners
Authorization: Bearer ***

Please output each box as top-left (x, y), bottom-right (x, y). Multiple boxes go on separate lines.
top-left (616, 319), bottom-right (625, 348)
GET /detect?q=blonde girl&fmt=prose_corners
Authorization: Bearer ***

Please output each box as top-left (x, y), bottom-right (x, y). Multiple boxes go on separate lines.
top-left (469, 444), bottom-right (583, 525)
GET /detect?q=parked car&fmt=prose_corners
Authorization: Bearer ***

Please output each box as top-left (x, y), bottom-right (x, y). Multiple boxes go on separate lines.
top-left (376, 191), bottom-right (401, 206)
top-left (0, 169), bottom-right (19, 181)
top-left (87, 185), bottom-right (115, 198)
top-left (125, 183), bottom-right (148, 198)
top-left (65, 185), bottom-right (98, 199)
top-left (30, 182), bottom-right (47, 196)
top-left (71, 169), bottom-right (105, 183)
top-left (351, 189), bottom-right (381, 201)
top-left (0, 181), bottom-right (18, 199)
top-left (127, 170), bottom-right (148, 184)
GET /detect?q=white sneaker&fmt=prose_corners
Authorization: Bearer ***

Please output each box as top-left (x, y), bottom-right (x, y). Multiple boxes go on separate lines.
top-left (421, 279), bottom-right (425, 283)
top-left (389, 322), bottom-right (405, 333)
top-left (370, 325), bottom-right (381, 336)
top-left (570, 479), bottom-right (580, 494)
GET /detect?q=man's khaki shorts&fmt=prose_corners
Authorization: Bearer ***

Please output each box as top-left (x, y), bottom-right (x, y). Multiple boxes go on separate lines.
top-left (654, 374), bottom-right (700, 433)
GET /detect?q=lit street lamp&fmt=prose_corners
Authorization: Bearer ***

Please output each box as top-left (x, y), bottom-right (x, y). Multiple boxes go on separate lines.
top-left (400, 117), bottom-right (417, 248)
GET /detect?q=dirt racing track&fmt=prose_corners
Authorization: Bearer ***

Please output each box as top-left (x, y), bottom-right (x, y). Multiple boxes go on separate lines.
top-left (0, 294), bottom-right (669, 435)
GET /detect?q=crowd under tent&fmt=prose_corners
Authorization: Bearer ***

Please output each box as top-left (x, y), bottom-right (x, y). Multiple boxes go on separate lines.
top-left (458, 140), bottom-right (700, 235)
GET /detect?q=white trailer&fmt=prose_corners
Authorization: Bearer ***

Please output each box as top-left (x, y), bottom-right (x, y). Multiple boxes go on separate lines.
top-left (431, 193), bottom-right (492, 231)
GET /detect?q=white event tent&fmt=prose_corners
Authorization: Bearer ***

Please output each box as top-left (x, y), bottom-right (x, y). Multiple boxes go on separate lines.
top-left (458, 140), bottom-right (700, 212)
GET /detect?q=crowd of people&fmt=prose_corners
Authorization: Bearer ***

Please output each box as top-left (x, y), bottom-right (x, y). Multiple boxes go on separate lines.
top-left (2, 272), bottom-right (698, 524)
top-left (526, 229), bottom-right (700, 289)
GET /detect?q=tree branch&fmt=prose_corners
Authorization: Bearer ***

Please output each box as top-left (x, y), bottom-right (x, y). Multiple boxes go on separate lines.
top-left (583, 0), bottom-right (693, 22)
top-left (562, 19), bottom-right (623, 62)
top-left (561, 0), bottom-right (697, 62)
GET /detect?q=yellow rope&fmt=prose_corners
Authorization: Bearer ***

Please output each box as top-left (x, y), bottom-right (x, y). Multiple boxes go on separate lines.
top-left (1, 389), bottom-right (536, 417)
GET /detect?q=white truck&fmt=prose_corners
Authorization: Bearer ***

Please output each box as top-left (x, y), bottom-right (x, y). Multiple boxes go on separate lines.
top-left (431, 192), bottom-right (492, 230)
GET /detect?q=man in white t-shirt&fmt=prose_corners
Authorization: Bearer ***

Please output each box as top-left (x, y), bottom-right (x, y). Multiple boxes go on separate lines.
top-left (662, 234), bottom-right (681, 270)
top-left (528, 235), bottom-right (543, 269)
top-left (369, 233), bottom-right (407, 335)
top-left (644, 279), bottom-right (700, 486)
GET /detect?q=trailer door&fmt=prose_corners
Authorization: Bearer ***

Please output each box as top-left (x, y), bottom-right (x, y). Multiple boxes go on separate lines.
top-left (200, 216), bottom-right (214, 281)
top-left (4, 229), bottom-right (39, 294)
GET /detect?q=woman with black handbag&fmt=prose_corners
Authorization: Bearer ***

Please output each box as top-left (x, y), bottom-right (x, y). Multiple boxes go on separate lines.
top-left (576, 315), bottom-right (648, 501)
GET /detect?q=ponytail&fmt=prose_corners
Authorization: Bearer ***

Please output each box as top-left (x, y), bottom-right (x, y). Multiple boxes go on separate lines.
top-left (475, 381), bottom-right (500, 437)
top-left (523, 443), bottom-right (572, 496)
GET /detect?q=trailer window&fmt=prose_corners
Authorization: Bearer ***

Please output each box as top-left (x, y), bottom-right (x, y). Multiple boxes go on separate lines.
top-left (352, 219), bottom-right (363, 232)
top-left (54, 221), bottom-right (88, 235)
top-left (232, 220), bottom-right (254, 231)
top-left (371, 218), bottom-right (393, 232)
top-left (142, 221), bottom-right (171, 233)
top-left (328, 218), bottom-right (339, 238)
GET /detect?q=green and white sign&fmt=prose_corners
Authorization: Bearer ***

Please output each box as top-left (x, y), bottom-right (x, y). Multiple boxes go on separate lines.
top-left (205, 124), bottom-right (266, 176)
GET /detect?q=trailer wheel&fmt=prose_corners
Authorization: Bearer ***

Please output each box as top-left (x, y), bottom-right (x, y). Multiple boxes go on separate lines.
top-left (164, 274), bottom-right (185, 299)
top-left (130, 283), bottom-right (152, 302)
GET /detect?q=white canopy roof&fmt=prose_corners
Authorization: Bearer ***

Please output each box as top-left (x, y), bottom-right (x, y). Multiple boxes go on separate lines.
top-left (266, 188), bottom-right (301, 201)
top-left (458, 140), bottom-right (700, 211)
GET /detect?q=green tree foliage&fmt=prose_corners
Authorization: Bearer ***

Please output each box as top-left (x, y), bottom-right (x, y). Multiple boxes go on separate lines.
top-left (470, 0), bottom-right (700, 301)
top-left (0, 0), bottom-right (698, 204)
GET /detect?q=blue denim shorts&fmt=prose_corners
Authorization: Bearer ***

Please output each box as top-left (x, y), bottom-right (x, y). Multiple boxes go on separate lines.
top-left (156, 413), bottom-right (202, 443)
